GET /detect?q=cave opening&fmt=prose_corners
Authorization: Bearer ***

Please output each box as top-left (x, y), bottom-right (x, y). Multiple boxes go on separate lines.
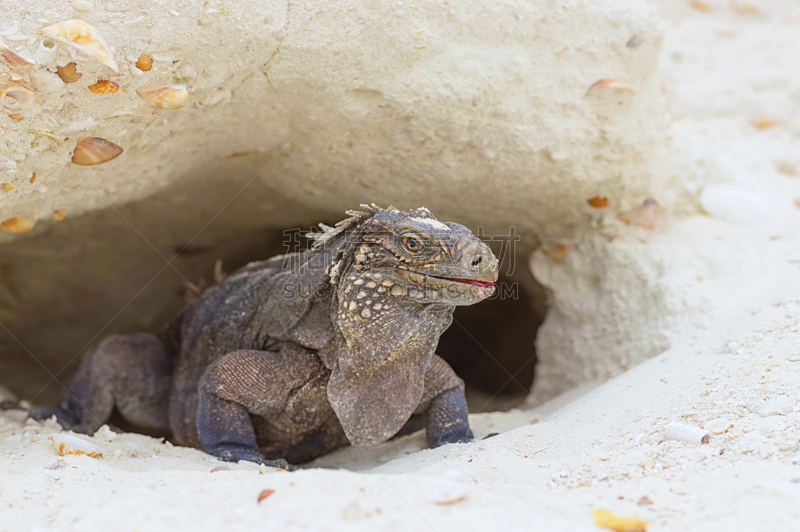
top-left (436, 244), bottom-right (547, 413)
top-left (0, 192), bottom-right (549, 419)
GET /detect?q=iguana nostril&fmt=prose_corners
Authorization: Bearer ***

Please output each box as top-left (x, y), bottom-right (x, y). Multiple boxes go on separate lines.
top-left (471, 256), bottom-right (482, 268)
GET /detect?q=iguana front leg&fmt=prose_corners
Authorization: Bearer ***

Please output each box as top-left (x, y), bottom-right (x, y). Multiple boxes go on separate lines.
top-left (415, 355), bottom-right (473, 447)
top-left (196, 348), bottom-right (322, 469)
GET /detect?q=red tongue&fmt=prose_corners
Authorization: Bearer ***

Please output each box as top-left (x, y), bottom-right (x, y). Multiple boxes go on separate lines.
top-left (451, 278), bottom-right (494, 288)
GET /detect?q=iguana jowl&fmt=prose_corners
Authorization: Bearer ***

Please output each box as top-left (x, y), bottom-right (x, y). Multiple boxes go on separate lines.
top-left (31, 205), bottom-right (499, 467)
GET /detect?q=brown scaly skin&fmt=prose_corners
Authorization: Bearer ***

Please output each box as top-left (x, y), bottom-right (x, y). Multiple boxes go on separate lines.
top-left (27, 205), bottom-right (498, 468)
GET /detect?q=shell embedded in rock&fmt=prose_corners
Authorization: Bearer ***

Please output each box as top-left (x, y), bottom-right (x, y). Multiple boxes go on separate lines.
top-left (57, 62), bottom-right (82, 82)
top-left (0, 39), bottom-right (33, 66)
top-left (136, 85), bottom-right (189, 109)
top-left (753, 115), bottom-right (775, 129)
top-left (0, 217), bottom-right (35, 233)
top-left (50, 433), bottom-right (103, 457)
top-left (689, 0), bottom-right (713, 12)
top-left (587, 196), bottom-right (608, 208)
top-left (36, 38), bottom-right (58, 64)
top-left (541, 242), bottom-right (576, 263)
top-left (0, 86), bottom-right (37, 110)
top-left (587, 79), bottom-right (637, 94)
top-left (135, 54), bottom-right (153, 71)
top-left (88, 80), bottom-right (119, 93)
top-left (38, 20), bottom-right (119, 73)
top-left (616, 199), bottom-right (659, 229)
top-left (73, 0), bottom-right (94, 11)
top-left (71, 137), bottom-right (123, 165)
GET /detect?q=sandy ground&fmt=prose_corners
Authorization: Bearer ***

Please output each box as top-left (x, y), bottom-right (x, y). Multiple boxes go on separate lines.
top-left (3, 1), bottom-right (800, 531)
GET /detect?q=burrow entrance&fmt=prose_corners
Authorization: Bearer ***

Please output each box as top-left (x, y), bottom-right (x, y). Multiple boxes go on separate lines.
top-left (0, 184), bottom-right (548, 415)
top-left (437, 242), bottom-right (547, 413)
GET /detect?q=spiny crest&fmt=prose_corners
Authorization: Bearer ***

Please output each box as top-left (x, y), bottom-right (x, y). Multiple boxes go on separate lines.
top-left (407, 206), bottom-right (437, 220)
top-left (306, 204), bottom-right (376, 250)
top-left (306, 203), bottom-right (438, 250)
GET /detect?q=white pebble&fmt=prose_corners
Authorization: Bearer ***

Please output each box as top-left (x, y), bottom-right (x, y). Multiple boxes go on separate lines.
top-left (760, 416), bottom-right (788, 436)
top-left (42, 416), bottom-right (62, 431)
top-left (699, 184), bottom-right (771, 224)
top-left (150, 52), bottom-right (173, 62)
top-left (73, 0), bottom-right (93, 11)
top-left (664, 422), bottom-right (710, 445)
top-left (750, 396), bottom-right (794, 417)
top-left (705, 417), bottom-right (732, 434)
top-left (93, 424), bottom-right (117, 442)
top-left (1, 22), bottom-right (19, 36)
top-left (65, 117), bottom-right (99, 133)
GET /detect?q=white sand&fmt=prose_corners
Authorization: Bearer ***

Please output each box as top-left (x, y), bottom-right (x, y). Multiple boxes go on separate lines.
top-left (4, 285), bottom-right (800, 531)
top-left (3, 1), bottom-right (800, 531)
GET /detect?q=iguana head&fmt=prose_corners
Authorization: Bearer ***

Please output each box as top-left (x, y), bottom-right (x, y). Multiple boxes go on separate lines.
top-left (312, 204), bottom-right (498, 447)
top-left (326, 204), bottom-right (498, 309)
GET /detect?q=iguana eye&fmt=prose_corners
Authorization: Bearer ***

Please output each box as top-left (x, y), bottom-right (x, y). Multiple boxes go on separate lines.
top-left (403, 235), bottom-right (423, 253)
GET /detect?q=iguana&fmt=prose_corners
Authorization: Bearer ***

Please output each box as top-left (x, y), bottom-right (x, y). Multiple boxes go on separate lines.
top-left (29, 205), bottom-right (498, 468)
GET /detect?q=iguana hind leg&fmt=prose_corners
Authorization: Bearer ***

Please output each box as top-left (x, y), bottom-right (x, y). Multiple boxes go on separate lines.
top-left (196, 348), bottom-right (324, 469)
top-left (31, 333), bottom-right (171, 435)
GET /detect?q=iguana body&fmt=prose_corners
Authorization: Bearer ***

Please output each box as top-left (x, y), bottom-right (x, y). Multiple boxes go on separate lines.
top-left (31, 205), bottom-right (498, 467)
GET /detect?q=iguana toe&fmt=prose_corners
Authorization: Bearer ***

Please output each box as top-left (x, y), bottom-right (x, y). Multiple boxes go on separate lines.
top-left (215, 446), bottom-right (296, 470)
top-left (262, 458), bottom-right (296, 471)
top-left (28, 406), bottom-right (78, 430)
top-left (429, 426), bottom-right (474, 448)
top-left (0, 399), bottom-right (21, 410)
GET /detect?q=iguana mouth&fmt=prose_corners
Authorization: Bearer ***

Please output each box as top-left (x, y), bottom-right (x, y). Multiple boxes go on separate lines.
top-left (431, 275), bottom-right (494, 288)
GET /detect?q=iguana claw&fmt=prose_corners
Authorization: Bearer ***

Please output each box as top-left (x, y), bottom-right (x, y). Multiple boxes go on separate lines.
top-left (216, 446), bottom-right (295, 470)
